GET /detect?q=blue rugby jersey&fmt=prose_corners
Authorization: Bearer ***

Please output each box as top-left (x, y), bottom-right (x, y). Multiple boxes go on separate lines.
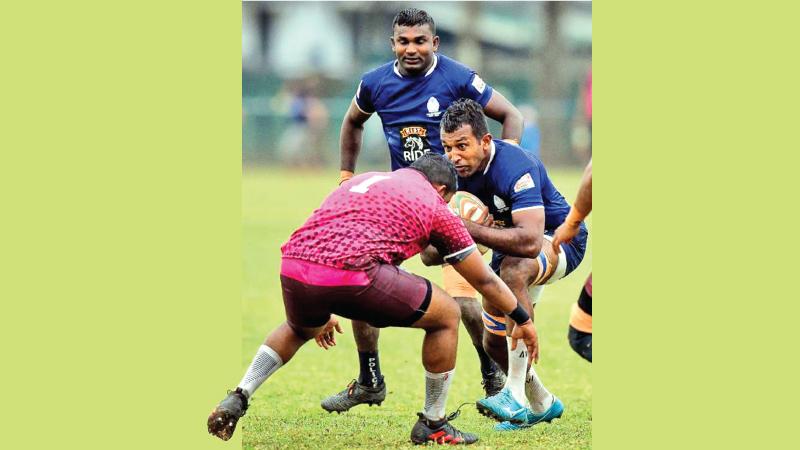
top-left (457, 140), bottom-right (573, 232)
top-left (354, 53), bottom-right (493, 170)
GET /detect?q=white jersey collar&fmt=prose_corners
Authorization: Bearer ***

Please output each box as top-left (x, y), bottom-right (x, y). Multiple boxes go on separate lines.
top-left (393, 54), bottom-right (439, 78)
top-left (483, 140), bottom-right (496, 175)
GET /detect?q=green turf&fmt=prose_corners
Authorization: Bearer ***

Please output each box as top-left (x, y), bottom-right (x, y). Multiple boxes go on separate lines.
top-left (240, 167), bottom-right (592, 449)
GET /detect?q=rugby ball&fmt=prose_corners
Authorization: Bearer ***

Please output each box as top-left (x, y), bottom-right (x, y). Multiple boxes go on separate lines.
top-left (450, 191), bottom-right (489, 223)
top-left (449, 191), bottom-right (490, 254)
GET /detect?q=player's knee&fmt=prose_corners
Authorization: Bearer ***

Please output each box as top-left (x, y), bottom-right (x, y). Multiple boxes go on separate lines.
top-left (499, 259), bottom-right (536, 289)
top-left (455, 296), bottom-right (480, 317)
top-left (429, 294), bottom-right (461, 331)
top-left (444, 299), bottom-right (462, 329)
top-left (499, 272), bottom-right (527, 292)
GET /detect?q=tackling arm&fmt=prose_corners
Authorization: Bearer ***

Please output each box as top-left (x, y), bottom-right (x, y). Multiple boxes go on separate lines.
top-left (482, 90), bottom-right (524, 143)
top-left (339, 100), bottom-right (372, 183)
top-left (462, 208), bottom-right (545, 259)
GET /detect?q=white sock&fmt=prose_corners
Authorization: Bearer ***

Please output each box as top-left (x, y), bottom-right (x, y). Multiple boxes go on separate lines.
top-left (503, 337), bottom-right (531, 407)
top-left (237, 345), bottom-right (283, 398)
top-left (423, 369), bottom-right (455, 421)
top-left (525, 365), bottom-right (554, 413)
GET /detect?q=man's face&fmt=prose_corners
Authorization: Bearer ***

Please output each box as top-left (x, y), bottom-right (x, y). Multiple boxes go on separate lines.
top-left (391, 24), bottom-right (439, 76)
top-left (441, 124), bottom-right (492, 178)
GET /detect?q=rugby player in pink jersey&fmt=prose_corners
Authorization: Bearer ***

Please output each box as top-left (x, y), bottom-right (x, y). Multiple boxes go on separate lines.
top-left (208, 154), bottom-right (539, 445)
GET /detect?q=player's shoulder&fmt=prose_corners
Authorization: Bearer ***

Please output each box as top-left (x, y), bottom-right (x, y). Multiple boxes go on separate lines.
top-left (435, 54), bottom-right (491, 99)
top-left (493, 140), bottom-right (538, 171)
top-left (489, 141), bottom-right (541, 188)
top-left (360, 60), bottom-right (397, 85)
top-left (435, 53), bottom-right (476, 78)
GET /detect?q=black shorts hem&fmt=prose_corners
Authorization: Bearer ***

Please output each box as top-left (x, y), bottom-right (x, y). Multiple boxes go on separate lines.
top-left (396, 278), bottom-right (432, 327)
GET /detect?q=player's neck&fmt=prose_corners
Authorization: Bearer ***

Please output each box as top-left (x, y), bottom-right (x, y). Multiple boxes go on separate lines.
top-left (397, 65), bottom-right (431, 78)
top-left (475, 159), bottom-right (489, 175)
top-left (395, 55), bottom-right (436, 78)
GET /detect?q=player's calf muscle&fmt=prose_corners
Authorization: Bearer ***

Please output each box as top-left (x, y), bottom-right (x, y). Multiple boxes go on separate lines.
top-left (352, 320), bottom-right (380, 352)
top-left (483, 332), bottom-right (508, 373)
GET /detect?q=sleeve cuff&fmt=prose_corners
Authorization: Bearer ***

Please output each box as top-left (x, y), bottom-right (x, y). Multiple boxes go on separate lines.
top-left (443, 244), bottom-right (477, 264)
top-left (353, 97), bottom-right (374, 115)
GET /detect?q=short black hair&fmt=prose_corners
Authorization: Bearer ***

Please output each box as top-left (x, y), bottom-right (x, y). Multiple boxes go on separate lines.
top-left (409, 153), bottom-right (457, 193)
top-left (392, 8), bottom-right (436, 34)
top-left (441, 98), bottom-right (489, 140)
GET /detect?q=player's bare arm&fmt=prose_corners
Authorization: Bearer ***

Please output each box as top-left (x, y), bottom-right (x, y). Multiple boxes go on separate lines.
top-left (339, 99), bottom-right (373, 182)
top-left (553, 160), bottom-right (592, 248)
top-left (482, 90), bottom-right (524, 143)
top-left (462, 208), bottom-right (545, 259)
top-left (572, 159), bottom-right (592, 216)
top-left (453, 250), bottom-right (539, 363)
top-left (419, 244), bottom-right (444, 266)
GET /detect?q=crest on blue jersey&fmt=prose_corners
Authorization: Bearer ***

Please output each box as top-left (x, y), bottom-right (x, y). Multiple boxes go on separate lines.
top-left (426, 97), bottom-right (441, 118)
top-left (493, 195), bottom-right (509, 212)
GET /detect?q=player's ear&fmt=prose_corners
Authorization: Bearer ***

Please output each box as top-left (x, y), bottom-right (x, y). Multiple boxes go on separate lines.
top-left (433, 183), bottom-right (448, 199)
top-left (432, 35), bottom-right (440, 51)
top-left (482, 133), bottom-right (493, 148)
top-left (389, 35), bottom-right (396, 51)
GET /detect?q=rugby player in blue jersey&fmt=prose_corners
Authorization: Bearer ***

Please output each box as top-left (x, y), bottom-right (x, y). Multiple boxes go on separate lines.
top-left (433, 99), bottom-right (588, 431)
top-left (322, 8), bottom-right (525, 413)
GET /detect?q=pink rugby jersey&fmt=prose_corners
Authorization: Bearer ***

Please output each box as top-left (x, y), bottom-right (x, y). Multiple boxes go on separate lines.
top-left (281, 168), bottom-right (476, 271)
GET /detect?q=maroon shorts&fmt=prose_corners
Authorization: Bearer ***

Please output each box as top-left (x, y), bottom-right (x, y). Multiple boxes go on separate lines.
top-left (279, 258), bottom-right (432, 328)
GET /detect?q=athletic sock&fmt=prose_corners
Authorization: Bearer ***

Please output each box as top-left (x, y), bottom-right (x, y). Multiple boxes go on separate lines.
top-left (423, 369), bottom-right (455, 421)
top-left (504, 337), bottom-right (531, 407)
top-left (358, 351), bottom-right (383, 388)
top-left (525, 365), bottom-right (554, 413)
top-left (237, 345), bottom-right (283, 398)
top-left (475, 344), bottom-right (500, 378)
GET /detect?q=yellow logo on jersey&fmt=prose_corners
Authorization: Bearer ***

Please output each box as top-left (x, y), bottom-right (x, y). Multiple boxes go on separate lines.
top-left (400, 126), bottom-right (427, 138)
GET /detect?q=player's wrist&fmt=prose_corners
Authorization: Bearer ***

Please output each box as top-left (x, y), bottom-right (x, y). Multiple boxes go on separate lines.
top-left (339, 170), bottom-right (354, 185)
top-left (507, 302), bottom-right (531, 325)
top-left (565, 206), bottom-right (585, 226)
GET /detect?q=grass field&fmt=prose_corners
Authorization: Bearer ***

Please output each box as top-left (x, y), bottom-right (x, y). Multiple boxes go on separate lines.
top-left (240, 167), bottom-right (592, 449)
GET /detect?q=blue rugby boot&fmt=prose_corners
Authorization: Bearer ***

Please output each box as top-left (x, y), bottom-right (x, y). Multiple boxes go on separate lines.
top-left (494, 420), bottom-right (531, 431)
top-left (475, 387), bottom-right (529, 423)
top-left (493, 396), bottom-right (564, 431)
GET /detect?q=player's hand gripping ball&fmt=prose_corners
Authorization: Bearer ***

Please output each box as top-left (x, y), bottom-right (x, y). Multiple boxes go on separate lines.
top-left (448, 191), bottom-right (490, 254)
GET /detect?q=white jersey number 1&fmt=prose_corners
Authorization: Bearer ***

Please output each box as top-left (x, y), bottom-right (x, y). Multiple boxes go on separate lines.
top-left (349, 175), bottom-right (391, 194)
